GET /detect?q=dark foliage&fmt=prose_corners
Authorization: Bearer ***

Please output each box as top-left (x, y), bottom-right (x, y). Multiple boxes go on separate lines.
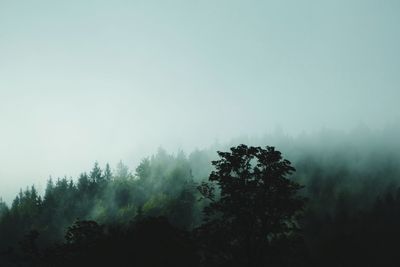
top-left (37, 217), bottom-right (199, 267)
top-left (197, 145), bottom-right (307, 267)
top-left (1, 144), bottom-right (400, 266)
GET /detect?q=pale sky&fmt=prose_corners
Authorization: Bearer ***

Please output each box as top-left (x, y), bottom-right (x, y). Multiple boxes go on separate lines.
top-left (1, 0), bottom-right (400, 201)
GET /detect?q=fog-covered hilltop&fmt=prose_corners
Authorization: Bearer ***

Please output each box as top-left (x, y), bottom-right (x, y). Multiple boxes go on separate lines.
top-left (1, 126), bottom-right (400, 266)
top-left (2, 0), bottom-right (400, 265)
top-left (2, 0), bottom-right (400, 206)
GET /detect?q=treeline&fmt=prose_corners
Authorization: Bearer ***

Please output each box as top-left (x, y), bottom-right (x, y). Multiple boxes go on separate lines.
top-left (0, 149), bottom-right (208, 252)
top-left (1, 138), bottom-right (400, 266)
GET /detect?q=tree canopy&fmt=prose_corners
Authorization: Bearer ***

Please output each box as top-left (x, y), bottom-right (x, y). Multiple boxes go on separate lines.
top-left (198, 144), bottom-right (306, 266)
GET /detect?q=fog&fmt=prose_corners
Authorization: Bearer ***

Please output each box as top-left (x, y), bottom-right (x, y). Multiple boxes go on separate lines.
top-left (1, 0), bottom-right (400, 202)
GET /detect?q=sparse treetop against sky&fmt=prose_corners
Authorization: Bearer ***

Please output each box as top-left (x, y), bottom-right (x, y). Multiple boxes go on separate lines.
top-left (0, 0), bottom-right (400, 200)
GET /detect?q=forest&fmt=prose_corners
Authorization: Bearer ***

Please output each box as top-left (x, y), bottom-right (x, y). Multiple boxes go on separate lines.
top-left (1, 0), bottom-right (399, 265)
top-left (1, 129), bottom-right (400, 266)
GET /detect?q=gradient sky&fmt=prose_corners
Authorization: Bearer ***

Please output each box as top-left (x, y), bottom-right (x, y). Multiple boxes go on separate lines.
top-left (1, 0), bottom-right (400, 201)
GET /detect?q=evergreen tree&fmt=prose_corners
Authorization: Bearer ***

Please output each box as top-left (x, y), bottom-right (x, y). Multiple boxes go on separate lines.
top-left (104, 163), bottom-right (113, 181)
top-left (90, 162), bottom-right (103, 184)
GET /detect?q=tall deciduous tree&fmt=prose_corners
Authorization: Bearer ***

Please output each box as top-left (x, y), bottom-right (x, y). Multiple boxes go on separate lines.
top-left (198, 144), bottom-right (306, 266)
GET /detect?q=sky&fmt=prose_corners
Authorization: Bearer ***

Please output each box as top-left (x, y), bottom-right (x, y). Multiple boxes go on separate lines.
top-left (0, 0), bottom-right (400, 201)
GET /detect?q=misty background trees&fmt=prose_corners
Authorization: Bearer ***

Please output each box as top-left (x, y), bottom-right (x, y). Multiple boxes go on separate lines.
top-left (1, 137), bottom-right (400, 266)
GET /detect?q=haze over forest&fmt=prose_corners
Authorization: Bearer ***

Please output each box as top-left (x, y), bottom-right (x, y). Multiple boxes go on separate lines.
top-left (2, 1), bottom-right (400, 266)
top-left (1, 0), bottom-right (400, 202)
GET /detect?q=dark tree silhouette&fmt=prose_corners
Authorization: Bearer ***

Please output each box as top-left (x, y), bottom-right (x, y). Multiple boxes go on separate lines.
top-left (39, 217), bottom-right (199, 267)
top-left (197, 144), bottom-right (306, 267)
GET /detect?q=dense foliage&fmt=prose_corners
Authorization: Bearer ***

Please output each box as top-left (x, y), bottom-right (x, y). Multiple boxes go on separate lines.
top-left (198, 145), bottom-right (305, 266)
top-left (1, 139), bottom-right (400, 266)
